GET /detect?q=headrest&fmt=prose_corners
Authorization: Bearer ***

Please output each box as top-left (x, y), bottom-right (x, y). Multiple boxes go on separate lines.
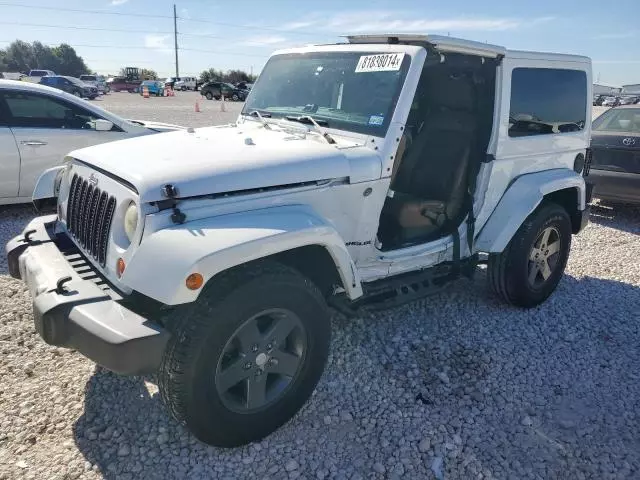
top-left (425, 68), bottom-right (476, 111)
top-left (423, 108), bottom-right (476, 133)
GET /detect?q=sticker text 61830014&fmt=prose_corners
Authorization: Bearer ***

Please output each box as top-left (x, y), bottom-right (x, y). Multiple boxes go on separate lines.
top-left (355, 53), bottom-right (405, 73)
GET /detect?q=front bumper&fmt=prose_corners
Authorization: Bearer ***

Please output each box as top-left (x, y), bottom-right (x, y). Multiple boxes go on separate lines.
top-left (5, 216), bottom-right (169, 375)
top-left (588, 169), bottom-right (640, 204)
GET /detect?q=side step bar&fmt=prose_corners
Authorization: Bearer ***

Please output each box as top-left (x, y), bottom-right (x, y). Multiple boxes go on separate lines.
top-left (329, 255), bottom-right (481, 316)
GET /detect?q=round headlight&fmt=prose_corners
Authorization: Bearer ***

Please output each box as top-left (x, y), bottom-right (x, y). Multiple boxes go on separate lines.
top-left (123, 202), bottom-right (139, 242)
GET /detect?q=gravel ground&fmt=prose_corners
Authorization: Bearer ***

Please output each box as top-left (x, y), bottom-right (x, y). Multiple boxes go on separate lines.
top-left (1, 100), bottom-right (639, 480)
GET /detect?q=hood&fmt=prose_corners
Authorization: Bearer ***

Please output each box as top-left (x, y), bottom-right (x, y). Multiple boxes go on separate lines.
top-left (125, 119), bottom-right (186, 133)
top-left (68, 124), bottom-right (362, 203)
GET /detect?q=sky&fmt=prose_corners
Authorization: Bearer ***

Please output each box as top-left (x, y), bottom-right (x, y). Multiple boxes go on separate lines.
top-left (1, 0), bottom-right (639, 85)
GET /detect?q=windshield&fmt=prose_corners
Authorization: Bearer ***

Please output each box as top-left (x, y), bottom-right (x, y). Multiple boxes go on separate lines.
top-left (593, 108), bottom-right (640, 133)
top-left (242, 51), bottom-right (411, 136)
top-left (80, 75), bottom-right (96, 81)
top-left (65, 77), bottom-right (85, 86)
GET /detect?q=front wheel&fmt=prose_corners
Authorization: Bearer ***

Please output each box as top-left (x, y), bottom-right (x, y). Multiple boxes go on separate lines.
top-left (231, 93), bottom-right (239, 101)
top-left (487, 202), bottom-right (572, 308)
top-left (158, 262), bottom-right (331, 447)
top-left (73, 90), bottom-right (82, 98)
top-left (205, 92), bottom-right (213, 100)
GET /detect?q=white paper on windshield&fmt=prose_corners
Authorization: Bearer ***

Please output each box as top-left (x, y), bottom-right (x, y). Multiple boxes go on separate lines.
top-left (355, 53), bottom-right (405, 73)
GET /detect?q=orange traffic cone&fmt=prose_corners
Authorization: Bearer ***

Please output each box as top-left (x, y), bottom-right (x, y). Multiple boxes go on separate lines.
top-left (195, 99), bottom-right (200, 112)
top-left (142, 85), bottom-right (149, 98)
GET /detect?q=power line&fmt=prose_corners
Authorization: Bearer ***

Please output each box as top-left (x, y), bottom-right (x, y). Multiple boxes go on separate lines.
top-left (0, 20), bottom-right (174, 35)
top-left (0, 2), bottom-right (173, 19)
top-left (0, 1), bottom-right (323, 37)
top-left (0, 20), bottom-right (229, 40)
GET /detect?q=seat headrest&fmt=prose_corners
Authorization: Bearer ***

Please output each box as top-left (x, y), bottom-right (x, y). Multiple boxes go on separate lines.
top-left (423, 109), bottom-right (476, 133)
top-left (425, 68), bottom-right (476, 111)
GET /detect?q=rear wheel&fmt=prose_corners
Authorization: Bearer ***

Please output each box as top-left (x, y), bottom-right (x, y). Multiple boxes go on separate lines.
top-left (488, 202), bottom-right (572, 308)
top-left (205, 92), bottom-right (213, 100)
top-left (158, 261), bottom-right (331, 447)
top-left (232, 93), bottom-right (239, 101)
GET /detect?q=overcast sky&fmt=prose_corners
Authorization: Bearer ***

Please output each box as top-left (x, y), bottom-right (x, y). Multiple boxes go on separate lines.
top-left (1, 0), bottom-right (639, 85)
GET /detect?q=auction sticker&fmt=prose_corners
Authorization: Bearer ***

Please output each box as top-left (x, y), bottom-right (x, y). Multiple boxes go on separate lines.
top-left (355, 53), bottom-right (405, 73)
top-left (368, 115), bottom-right (384, 126)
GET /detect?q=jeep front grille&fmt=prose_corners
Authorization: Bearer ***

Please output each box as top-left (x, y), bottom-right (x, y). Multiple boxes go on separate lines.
top-left (66, 174), bottom-right (116, 267)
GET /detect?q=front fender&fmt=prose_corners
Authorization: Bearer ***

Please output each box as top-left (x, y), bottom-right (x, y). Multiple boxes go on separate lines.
top-left (475, 168), bottom-right (585, 253)
top-left (123, 205), bottom-right (362, 305)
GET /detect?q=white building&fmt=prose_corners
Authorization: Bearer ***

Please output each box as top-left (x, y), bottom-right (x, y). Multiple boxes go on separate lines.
top-left (622, 84), bottom-right (640, 94)
top-left (593, 83), bottom-right (622, 95)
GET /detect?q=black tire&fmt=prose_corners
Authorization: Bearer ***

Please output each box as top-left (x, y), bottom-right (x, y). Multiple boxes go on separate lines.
top-left (205, 91), bottom-right (213, 100)
top-left (487, 202), bottom-right (572, 308)
top-left (158, 261), bottom-right (331, 447)
top-left (232, 93), bottom-right (239, 101)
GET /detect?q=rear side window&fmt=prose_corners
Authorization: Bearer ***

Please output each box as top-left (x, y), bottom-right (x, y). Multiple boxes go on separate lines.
top-left (509, 68), bottom-right (587, 137)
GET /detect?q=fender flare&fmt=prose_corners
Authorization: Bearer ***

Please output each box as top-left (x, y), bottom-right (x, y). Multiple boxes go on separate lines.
top-left (32, 165), bottom-right (65, 202)
top-left (123, 205), bottom-right (363, 305)
top-left (475, 168), bottom-right (586, 253)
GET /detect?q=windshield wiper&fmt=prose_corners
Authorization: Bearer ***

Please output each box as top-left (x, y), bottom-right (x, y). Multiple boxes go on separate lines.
top-left (284, 115), bottom-right (336, 144)
top-left (248, 110), bottom-right (272, 129)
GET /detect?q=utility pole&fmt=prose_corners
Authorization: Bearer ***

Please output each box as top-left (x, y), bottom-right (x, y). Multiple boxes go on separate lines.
top-left (173, 4), bottom-right (179, 78)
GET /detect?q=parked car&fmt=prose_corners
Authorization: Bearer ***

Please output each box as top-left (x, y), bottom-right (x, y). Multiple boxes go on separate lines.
top-left (140, 80), bottom-right (165, 96)
top-left (200, 81), bottom-right (246, 101)
top-left (619, 96), bottom-right (638, 105)
top-left (172, 76), bottom-right (198, 91)
top-left (0, 79), bottom-right (184, 205)
top-left (39, 75), bottom-right (98, 99)
top-left (6, 34), bottom-right (593, 448)
top-left (23, 69), bottom-right (55, 84)
top-left (602, 96), bottom-right (620, 107)
top-left (107, 76), bottom-right (141, 93)
top-left (236, 81), bottom-right (253, 92)
top-left (593, 94), bottom-right (606, 106)
top-left (79, 74), bottom-right (108, 94)
top-left (588, 105), bottom-right (640, 203)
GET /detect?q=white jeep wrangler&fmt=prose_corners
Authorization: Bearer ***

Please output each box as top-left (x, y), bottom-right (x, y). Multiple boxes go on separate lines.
top-left (6, 34), bottom-right (593, 447)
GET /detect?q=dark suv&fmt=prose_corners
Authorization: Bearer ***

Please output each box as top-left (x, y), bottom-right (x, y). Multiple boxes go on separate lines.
top-left (39, 76), bottom-right (98, 99)
top-left (200, 81), bottom-right (246, 101)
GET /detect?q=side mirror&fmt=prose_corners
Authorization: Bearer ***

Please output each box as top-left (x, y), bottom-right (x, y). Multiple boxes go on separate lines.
top-left (94, 119), bottom-right (114, 131)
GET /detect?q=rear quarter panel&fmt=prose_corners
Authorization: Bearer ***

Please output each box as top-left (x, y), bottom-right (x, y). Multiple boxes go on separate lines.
top-left (474, 54), bottom-right (592, 233)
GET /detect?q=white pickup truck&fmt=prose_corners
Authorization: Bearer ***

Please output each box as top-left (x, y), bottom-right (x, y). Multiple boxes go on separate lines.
top-left (7, 34), bottom-right (593, 448)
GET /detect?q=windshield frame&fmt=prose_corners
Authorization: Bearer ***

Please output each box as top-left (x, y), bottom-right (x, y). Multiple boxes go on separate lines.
top-left (241, 44), bottom-right (422, 138)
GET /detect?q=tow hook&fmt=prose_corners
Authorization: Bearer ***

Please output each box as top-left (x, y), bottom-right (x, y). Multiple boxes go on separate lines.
top-left (23, 229), bottom-right (37, 243)
top-left (55, 276), bottom-right (72, 294)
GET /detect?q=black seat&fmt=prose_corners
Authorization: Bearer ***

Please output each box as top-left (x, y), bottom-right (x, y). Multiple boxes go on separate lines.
top-left (388, 69), bottom-right (478, 241)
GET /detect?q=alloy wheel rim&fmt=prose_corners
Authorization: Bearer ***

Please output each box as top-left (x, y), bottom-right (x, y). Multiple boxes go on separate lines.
top-left (215, 308), bottom-right (307, 413)
top-left (527, 226), bottom-right (561, 288)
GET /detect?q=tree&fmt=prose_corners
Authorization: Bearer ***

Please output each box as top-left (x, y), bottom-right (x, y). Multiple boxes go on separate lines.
top-left (2, 40), bottom-right (35, 72)
top-left (0, 40), bottom-right (90, 76)
top-left (199, 68), bottom-right (257, 85)
top-left (141, 68), bottom-right (158, 80)
top-left (224, 69), bottom-right (251, 84)
top-left (52, 44), bottom-right (90, 77)
top-left (200, 68), bottom-right (223, 84)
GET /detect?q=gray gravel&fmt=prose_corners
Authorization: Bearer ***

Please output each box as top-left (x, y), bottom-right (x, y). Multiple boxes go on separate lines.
top-left (1, 99), bottom-right (639, 479)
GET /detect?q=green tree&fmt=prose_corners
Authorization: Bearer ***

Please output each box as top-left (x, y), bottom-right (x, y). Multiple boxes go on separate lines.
top-left (0, 40), bottom-right (90, 76)
top-left (140, 68), bottom-right (158, 80)
top-left (3, 40), bottom-right (35, 72)
top-left (200, 67), bottom-right (223, 84)
top-left (32, 41), bottom-right (60, 72)
top-left (224, 69), bottom-right (251, 84)
top-left (52, 43), bottom-right (89, 77)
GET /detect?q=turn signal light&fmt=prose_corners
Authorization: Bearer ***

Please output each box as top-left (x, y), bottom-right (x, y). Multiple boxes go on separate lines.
top-left (186, 273), bottom-right (204, 290)
top-left (116, 258), bottom-right (126, 278)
